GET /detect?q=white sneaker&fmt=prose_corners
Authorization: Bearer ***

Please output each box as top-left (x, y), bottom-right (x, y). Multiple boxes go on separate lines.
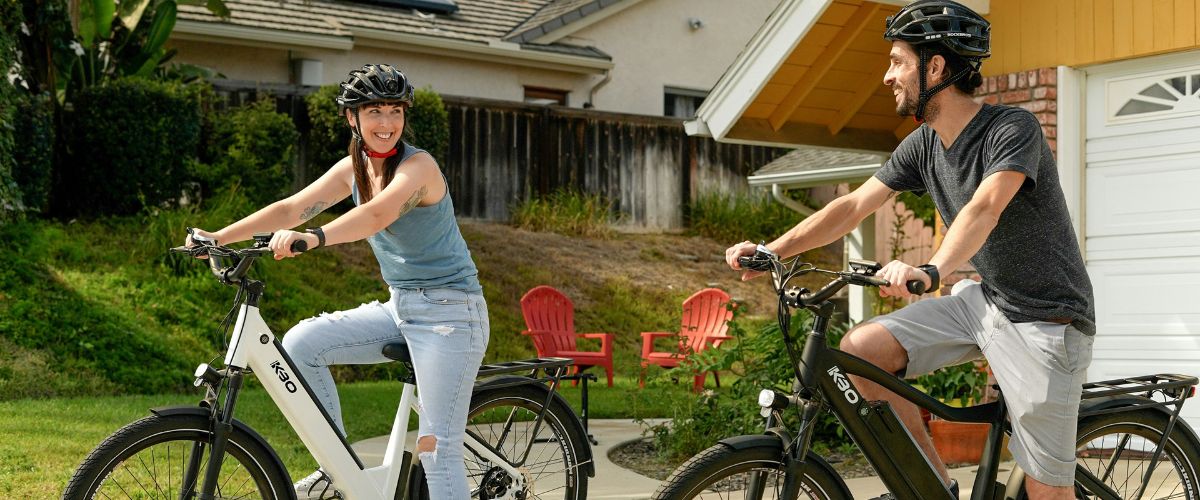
top-left (293, 469), bottom-right (342, 499)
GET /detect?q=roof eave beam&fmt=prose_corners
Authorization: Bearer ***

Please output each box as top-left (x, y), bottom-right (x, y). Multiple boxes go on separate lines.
top-left (729, 117), bottom-right (898, 152)
top-left (829, 69), bottom-right (885, 135)
top-left (688, 0), bottom-right (834, 142)
top-left (767, 2), bottom-right (881, 131)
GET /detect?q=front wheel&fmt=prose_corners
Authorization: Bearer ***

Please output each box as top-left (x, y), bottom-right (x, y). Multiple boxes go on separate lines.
top-left (63, 413), bottom-right (291, 500)
top-left (652, 442), bottom-right (849, 500)
top-left (1015, 409), bottom-right (1200, 499)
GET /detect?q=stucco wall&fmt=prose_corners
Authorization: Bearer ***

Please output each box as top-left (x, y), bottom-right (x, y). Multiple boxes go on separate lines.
top-left (565, 0), bottom-right (778, 115)
top-left (167, 39), bottom-right (594, 103)
top-left (166, 0), bottom-right (778, 116)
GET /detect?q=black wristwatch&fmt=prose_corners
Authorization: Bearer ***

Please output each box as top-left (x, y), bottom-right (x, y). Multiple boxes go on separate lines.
top-left (917, 264), bottom-right (940, 293)
top-left (305, 227), bottom-right (325, 249)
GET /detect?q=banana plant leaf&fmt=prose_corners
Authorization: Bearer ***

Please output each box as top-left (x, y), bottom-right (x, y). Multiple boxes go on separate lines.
top-left (117, 0), bottom-right (152, 30)
top-left (94, 0), bottom-right (116, 39)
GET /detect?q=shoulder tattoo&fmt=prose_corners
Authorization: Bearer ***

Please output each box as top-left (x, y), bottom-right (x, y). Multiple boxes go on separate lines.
top-left (397, 186), bottom-right (428, 219)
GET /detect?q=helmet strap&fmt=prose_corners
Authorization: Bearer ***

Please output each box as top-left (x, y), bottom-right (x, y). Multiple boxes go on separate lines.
top-left (914, 49), bottom-right (978, 122)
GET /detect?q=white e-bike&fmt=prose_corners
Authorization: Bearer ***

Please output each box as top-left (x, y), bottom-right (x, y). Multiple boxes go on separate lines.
top-left (63, 233), bottom-right (593, 499)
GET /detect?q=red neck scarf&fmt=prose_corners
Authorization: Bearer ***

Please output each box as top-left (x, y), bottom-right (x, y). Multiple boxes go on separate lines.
top-left (365, 147), bottom-right (398, 158)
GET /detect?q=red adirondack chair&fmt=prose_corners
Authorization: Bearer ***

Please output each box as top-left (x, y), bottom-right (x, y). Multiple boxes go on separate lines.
top-left (520, 286), bottom-right (615, 387)
top-left (640, 288), bottom-right (735, 392)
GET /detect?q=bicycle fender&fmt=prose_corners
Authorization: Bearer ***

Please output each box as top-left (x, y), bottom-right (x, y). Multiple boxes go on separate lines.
top-left (149, 405), bottom-right (296, 498)
top-left (715, 434), bottom-right (852, 498)
top-left (1080, 394), bottom-right (1200, 449)
top-left (473, 376), bottom-right (596, 478)
top-left (1003, 396), bottom-right (1200, 499)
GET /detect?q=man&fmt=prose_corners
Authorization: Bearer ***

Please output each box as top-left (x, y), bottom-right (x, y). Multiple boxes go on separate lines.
top-left (725, 1), bottom-right (1095, 498)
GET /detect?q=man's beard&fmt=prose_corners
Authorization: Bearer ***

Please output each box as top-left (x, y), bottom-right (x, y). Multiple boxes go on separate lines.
top-left (894, 86), bottom-right (938, 122)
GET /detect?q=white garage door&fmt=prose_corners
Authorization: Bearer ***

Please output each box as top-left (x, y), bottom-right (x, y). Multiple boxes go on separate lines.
top-left (1084, 50), bottom-right (1200, 431)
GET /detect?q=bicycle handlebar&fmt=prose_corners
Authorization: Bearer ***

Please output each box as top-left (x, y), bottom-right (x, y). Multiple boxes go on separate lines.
top-left (170, 231), bottom-right (307, 285)
top-left (737, 252), bottom-right (928, 309)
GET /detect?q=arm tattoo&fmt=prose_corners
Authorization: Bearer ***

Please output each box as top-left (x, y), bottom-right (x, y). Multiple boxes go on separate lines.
top-left (397, 186), bottom-right (428, 219)
top-left (299, 201), bottom-right (329, 222)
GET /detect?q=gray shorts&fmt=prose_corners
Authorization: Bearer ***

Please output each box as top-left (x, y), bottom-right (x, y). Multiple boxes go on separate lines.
top-left (868, 280), bottom-right (1094, 487)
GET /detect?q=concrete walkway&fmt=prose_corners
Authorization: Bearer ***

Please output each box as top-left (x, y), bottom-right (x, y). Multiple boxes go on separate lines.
top-left (352, 418), bottom-right (1014, 499)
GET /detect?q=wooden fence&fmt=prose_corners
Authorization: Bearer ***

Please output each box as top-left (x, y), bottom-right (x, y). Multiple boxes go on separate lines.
top-left (211, 81), bottom-right (789, 230)
top-left (442, 96), bottom-right (789, 229)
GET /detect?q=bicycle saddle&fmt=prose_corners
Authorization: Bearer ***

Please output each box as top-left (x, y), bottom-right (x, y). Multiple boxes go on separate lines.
top-left (382, 340), bottom-right (412, 363)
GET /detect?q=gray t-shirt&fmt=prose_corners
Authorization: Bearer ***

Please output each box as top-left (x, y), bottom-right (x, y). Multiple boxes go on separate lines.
top-left (875, 104), bottom-right (1095, 335)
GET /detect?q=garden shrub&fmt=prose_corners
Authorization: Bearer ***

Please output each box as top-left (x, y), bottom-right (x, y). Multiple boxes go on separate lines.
top-left (650, 309), bottom-right (850, 460)
top-left (303, 84), bottom-right (346, 185)
top-left (688, 190), bottom-right (802, 244)
top-left (197, 97), bottom-right (299, 205)
top-left (407, 86), bottom-right (449, 165)
top-left (510, 188), bottom-right (616, 238)
top-left (55, 77), bottom-right (201, 216)
top-left (0, 9), bottom-right (26, 221)
top-left (11, 92), bottom-right (55, 213)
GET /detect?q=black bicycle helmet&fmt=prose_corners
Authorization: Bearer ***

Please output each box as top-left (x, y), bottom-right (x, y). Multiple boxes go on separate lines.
top-left (884, 0), bottom-right (990, 121)
top-left (336, 63), bottom-right (415, 112)
top-left (884, 0), bottom-right (990, 59)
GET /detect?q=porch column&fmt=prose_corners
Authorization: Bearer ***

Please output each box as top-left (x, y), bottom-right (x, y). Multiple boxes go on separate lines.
top-left (846, 213), bottom-right (876, 323)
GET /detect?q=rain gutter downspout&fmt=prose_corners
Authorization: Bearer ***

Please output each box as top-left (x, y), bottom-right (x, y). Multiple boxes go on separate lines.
top-left (586, 69), bottom-right (612, 108)
top-left (771, 184), bottom-right (813, 217)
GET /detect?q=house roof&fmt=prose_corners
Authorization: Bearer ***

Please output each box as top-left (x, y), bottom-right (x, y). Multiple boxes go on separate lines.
top-left (748, 147), bottom-right (886, 187)
top-left (175, 0), bottom-right (613, 71)
top-left (505, 0), bottom-right (634, 44)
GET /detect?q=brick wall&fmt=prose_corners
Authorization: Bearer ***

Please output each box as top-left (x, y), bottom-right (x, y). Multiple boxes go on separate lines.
top-left (974, 67), bottom-right (1059, 153)
top-left (937, 67), bottom-right (1061, 292)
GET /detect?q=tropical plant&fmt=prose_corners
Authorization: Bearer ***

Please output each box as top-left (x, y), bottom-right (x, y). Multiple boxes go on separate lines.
top-left (914, 361), bottom-right (988, 407)
top-left (63, 0), bottom-right (228, 95)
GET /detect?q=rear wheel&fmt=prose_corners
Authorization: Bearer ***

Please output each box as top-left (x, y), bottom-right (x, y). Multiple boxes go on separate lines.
top-left (1015, 409), bottom-right (1200, 499)
top-left (652, 442), bottom-right (849, 500)
top-left (63, 413), bottom-right (290, 499)
top-left (464, 383), bottom-right (590, 500)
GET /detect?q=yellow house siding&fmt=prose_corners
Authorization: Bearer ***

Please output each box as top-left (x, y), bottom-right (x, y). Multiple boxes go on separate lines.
top-left (985, 0), bottom-right (1200, 75)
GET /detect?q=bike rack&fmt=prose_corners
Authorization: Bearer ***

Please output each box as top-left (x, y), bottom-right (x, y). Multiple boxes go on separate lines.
top-left (477, 357), bottom-right (599, 445)
top-left (1079, 373), bottom-right (1198, 418)
top-left (1078, 373), bottom-right (1197, 500)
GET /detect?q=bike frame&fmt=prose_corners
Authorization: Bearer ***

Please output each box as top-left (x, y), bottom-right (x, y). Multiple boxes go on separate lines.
top-left (196, 283), bottom-right (523, 499)
top-left (776, 300), bottom-right (1004, 500)
top-left (775, 294), bottom-right (1197, 500)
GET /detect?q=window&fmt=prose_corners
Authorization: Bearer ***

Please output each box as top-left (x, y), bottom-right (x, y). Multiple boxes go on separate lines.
top-left (524, 86), bottom-right (569, 106)
top-left (664, 86), bottom-right (707, 118)
top-left (348, 0), bottom-right (458, 14)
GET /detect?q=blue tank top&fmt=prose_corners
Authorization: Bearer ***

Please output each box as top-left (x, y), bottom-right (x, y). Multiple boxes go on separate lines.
top-left (351, 143), bottom-right (481, 292)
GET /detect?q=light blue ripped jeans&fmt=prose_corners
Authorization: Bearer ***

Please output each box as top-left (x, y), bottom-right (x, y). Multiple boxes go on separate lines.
top-left (281, 287), bottom-right (490, 499)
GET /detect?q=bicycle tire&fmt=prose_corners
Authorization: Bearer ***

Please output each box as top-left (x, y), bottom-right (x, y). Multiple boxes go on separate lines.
top-left (63, 413), bottom-right (291, 500)
top-left (652, 441), bottom-right (850, 500)
top-left (462, 383), bottom-right (589, 500)
top-left (1014, 409), bottom-right (1200, 499)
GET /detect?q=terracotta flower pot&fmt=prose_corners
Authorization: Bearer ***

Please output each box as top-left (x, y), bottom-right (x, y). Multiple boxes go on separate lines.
top-left (929, 419), bottom-right (990, 464)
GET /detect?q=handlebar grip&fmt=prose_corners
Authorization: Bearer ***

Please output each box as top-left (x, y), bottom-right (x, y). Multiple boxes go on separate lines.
top-left (737, 254), bottom-right (774, 272)
top-left (906, 280), bottom-right (927, 295)
top-left (290, 240), bottom-right (308, 253)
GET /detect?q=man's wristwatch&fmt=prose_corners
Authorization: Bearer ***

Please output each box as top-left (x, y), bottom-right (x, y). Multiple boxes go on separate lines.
top-left (917, 264), bottom-right (939, 293)
top-left (305, 227), bottom-right (325, 250)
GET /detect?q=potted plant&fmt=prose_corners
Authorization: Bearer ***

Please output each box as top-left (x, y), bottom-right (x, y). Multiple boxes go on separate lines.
top-left (916, 360), bottom-right (993, 464)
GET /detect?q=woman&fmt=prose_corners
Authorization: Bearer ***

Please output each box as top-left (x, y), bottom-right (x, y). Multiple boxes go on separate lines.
top-left (187, 64), bottom-right (488, 499)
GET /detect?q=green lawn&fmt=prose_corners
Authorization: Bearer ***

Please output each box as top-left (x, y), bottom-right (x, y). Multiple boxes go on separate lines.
top-left (0, 376), bottom-right (698, 497)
